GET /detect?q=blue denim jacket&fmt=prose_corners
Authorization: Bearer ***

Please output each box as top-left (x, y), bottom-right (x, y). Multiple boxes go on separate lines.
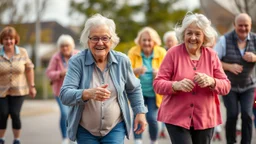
top-left (59, 49), bottom-right (148, 141)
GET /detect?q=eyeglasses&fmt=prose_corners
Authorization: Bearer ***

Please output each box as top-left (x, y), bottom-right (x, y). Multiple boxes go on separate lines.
top-left (88, 36), bottom-right (111, 43)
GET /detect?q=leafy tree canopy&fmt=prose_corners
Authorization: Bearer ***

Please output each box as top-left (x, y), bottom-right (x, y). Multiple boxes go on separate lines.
top-left (70, 0), bottom-right (200, 45)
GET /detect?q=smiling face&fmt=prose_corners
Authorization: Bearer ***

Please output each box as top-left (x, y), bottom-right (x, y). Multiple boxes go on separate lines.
top-left (2, 36), bottom-right (16, 50)
top-left (60, 43), bottom-right (73, 57)
top-left (184, 23), bottom-right (204, 53)
top-left (139, 32), bottom-right (154, 56)
top-left (234, 14), bottom-right (251, 41)
top-left (88, 25), bottom-right (112, 63)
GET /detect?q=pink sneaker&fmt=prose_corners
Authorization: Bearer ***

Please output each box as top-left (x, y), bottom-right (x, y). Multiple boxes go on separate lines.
top-left (159, 131), bottom-right (166, 138)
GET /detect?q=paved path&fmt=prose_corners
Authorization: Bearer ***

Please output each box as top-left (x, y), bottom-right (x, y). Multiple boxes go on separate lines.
top-left (4, 99), bottom-right (256, 144)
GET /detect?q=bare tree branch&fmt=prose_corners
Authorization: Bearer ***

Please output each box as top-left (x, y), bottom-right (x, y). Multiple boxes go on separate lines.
top-left (40, 0), bottom-right (49, 16)
top-left (234, 0), bottom-right (243, 12)
top-left (0, 0), bottom-right (14, 23)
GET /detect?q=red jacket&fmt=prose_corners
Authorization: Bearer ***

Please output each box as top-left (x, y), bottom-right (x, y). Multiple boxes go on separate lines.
top-left (153, 44), bottom-right (231, 130)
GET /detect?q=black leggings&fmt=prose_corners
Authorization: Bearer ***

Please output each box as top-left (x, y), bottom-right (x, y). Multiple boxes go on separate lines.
top-left (166, 123), bottom-right (214, 144)
top-left (0, 96), bottom-right (25, 129)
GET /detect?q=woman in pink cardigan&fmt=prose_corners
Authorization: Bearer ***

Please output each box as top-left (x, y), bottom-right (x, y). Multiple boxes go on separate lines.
top-left (46, 34), bottom-right (79, 144)
top-left (153, 12), bottom-right (231, 144)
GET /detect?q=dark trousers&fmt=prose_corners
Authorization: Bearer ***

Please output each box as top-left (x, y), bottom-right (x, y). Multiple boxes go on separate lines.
top-left (0, 96), bottom-right (25, 129)
top-left (223, 88), bottom-right (254, 144)
top-left (165, 124), bottom-right (214, 144)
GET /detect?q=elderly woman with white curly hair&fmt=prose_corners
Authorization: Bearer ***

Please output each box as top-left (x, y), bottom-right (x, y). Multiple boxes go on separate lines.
top-left (59, 14), bottom-right (148, 144)
top-left (163, 31), bottom-right (178, 50)
top-left (153, 12), bottom-right (231, 144)
top-left (46, 34), bottom-right (79, 144)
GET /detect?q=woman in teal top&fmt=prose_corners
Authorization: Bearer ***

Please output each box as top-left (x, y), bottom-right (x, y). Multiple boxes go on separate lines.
top-left (128, 27), bottom-right (166, 144)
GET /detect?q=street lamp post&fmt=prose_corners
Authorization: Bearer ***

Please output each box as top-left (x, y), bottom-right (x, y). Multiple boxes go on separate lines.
top-left (35, 0), bottom-right (41, 71)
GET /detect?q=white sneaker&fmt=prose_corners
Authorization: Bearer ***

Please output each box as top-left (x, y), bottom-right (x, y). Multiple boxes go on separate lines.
top-left (134, 139), bottom-right (142, 144)
top-left (62, 138), bottom-right (69, 144)
top-left (69, 141), bottom-right (77, 144)
top-left (150, 141), bottom-right (158, 144)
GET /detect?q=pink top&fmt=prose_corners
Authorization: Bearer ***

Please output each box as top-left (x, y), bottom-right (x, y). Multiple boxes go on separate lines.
top-left (46, 50), bottom-right (79, 96)
top-left (153, 44), bottom-right (231, 130)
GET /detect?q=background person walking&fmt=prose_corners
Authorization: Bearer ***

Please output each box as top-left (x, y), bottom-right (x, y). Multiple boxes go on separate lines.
top-left (46, 34), bottom-right (79, 144)
top-left (0, 26), bottom-right (36, 144)
top-left (128, 27), bottom-right (166, 144)
top-left (214, 13), bottom-right (256, 144)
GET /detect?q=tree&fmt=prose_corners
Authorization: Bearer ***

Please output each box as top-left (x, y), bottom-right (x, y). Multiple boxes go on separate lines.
top-left (70, 0), bottom-right (143, 42)
top-left (70, 0), bottom-right (199, 52)
top-left (70, 0), bottom-right (198, 53)
top-left (234, 0), bottom-right (256, 14)
top-left (0, 0), bottom-right (32, 24)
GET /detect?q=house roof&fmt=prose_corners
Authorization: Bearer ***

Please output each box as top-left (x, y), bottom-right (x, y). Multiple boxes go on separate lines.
top-left (0, 21), bottom-right (80, 45)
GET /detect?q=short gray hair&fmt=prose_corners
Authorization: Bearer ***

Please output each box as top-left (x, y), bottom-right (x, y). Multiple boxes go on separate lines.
top-left (57, 34), bottom-right (75, 49)
top-left (175, 12), bottom-right (217, 47)
top-left (163, 31), bottom-right (177, 43)
top-left (80, 14), bottom-right (120, 49)
top-left (134, 27), bottom-right (162, 46)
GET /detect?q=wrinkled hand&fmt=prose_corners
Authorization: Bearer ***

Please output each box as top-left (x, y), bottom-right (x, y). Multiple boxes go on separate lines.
top-left (60, 69), bottom-right (67, 78)
top-left (83, 84), bottom-right (111, 101)
top-left (133, 66), bottom-right (147, 76)
top-left (194, 72), bottom-right (215, 88)
top-left (228, 63), bottom-right (243, 75)
top-left (152, 69), bottom-right (158, 78)
top-left (134, 113), bottom-right (147, 134)
top-left (243, 52), bottom-right (256, 62)
top-left (29, 87), bottom-right (37, 98)
top-left (172, 78), bottom-right (195, 92)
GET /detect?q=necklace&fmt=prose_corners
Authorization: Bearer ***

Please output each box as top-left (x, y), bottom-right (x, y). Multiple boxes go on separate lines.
top-left (186, 47), bottom-right (201, 71)
top-left (191, 60), bottom-right (199, 70)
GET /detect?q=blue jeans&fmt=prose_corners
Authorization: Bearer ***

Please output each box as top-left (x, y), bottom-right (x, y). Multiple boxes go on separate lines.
top-left (133, 97), bottom-right (158, 141)
top-left (223, 88), bottom-right (254, 144)
top-left (55, 97), bottom-right (69, 139)
top-left (76, 121), bottom-right (125, 144)
top-left (253, 108), bottom-right (256, 128)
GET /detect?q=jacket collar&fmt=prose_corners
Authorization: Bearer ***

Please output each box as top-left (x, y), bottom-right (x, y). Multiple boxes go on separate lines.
top-left (84, 49), bottom-right (118, 66)
top-left (233, 30), bottom-right (251, 42)
top-left (131, 45), bottom-right (162, 58)
top-left (0, 45), bottom-right (20, 56)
